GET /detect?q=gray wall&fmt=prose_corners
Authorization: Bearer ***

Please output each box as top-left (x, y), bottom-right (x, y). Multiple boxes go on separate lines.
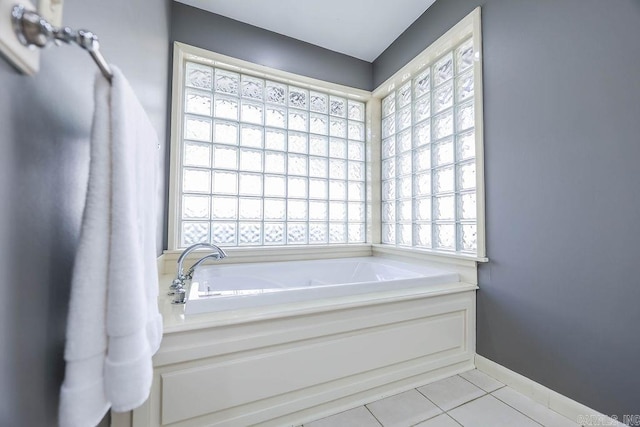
top-left (374, 0), bottom-right (640, 417)
top-left (0, 0), bottom-right (170, 425)
top-left (171, 2), bottom-right (372, 91)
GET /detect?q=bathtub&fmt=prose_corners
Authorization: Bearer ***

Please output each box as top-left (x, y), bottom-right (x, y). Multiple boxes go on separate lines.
top-left (185, 256), bottom-right (460, 315)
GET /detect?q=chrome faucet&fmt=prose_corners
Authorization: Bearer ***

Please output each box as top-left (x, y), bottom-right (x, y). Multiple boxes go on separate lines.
top-left (169, 243), bottom-right (227, 304)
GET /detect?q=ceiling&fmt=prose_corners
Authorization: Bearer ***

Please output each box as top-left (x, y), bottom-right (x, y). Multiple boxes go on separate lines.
top-left (174, 0), bottom-right (437, 62)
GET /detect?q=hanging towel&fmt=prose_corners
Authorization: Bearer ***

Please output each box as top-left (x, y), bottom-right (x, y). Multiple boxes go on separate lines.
top-left (59, 67), bottom-right (162, 427)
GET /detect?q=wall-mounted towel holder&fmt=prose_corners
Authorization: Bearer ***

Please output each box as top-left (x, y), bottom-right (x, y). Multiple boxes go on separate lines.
top-left (11, 4), bottom-right (113, 82)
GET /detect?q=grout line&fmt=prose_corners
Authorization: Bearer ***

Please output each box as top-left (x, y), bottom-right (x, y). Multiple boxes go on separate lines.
top-left (363, 404), bottom-right (384, 427)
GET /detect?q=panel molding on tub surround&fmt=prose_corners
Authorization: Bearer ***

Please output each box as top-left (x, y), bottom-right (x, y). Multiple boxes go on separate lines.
top-left (132, 291), bottom-right (476, 426)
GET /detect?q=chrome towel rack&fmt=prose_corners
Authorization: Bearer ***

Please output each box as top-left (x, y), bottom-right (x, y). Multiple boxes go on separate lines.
top-left (11, 4), bottom-right (113, 82)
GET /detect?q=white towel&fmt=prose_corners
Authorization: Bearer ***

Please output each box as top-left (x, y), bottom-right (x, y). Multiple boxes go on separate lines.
top-left (59, 67), bottom-right (163, 427)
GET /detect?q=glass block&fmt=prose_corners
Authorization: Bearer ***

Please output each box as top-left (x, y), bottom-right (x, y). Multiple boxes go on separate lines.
top-left (347, 202), bottom-right (364, 223)
top-left (348, 100), bottom-right (365, 121)
top-left (397, 176), bottom-right (412, 199)
top-left (433, 138), bottom-right (454, 166)
top-left (310, 113), bottom-right (328, 135)
top-left (329, 180), bottom-right (346, 200)
top-left (265, 128), bottom-right (286, 151)
top-left (382, 116), bottom-right (396, 138)
top-left (241, 75), bottom-right (263, 100)
top-left (183, 168), bottom-right (210, 193)
top-left (456, 38), bottom-right (474, 73)
top-left (310, 92), bottom-right (328, 113)
top-left (309, 200), bottom-right (328, 221)
top-left (329, 138), bottom-right (347, 159)
top-left (456, 101), bottom-right (474, 131)
top-left (382, 223), bottom-right (396, 244)
top-left (329, 202), bottom-right (346, 221)
top-left (457, 161), bottom-right (476, 190)
top-left (239, 197), bottom-right (262, 220)
top-left (264, 150), bottom-right (286, 174)
top-left (264, 222), bottom-right (285, 245)
top-left (414, 172), bottom-right (432, 196)
top-left (398, 200), bottom-right (412, 222)
top-left (212, 196), bottom-right (237, 220)
top-left (413, 69), bottom-right (431, 99)
top-left (288, 132), bottom-right (308, 154)
top-left (434, 166), bottom-right (455, 194)
top-left (382, 92), bottom-right (396, 118)
top-left (434, 81), bottom-right (453, 113)
top-left (433, 52), bottom-right (454, 86)
top-left (212, 171), bottom-right (237, 194)
top-left (287, 154), bottom-right (308, 176)
top-left (185, 116), bottom-right (212, 142)
top-left (398, 82), bottom-right (412, 108)
top-left (309, 135), bottom-right (328, 156)
top-left (186, 62), bottom-right (212, 90)
top-left (238, 172), bottom-right (262, 196)
top-left (414, 121), bottom-right (431, 147)
top-left (289, 86), bottom-right (308, 109)
top-left (459, 224), bottom-right (477, 252)
top-left (309, 157), bottom-right (328, 178)
top-left (382, 201), bottom-right (395, 223)
top-left (348, 223), bottom-right (365, 243)
top-left (241, 100), bottom-right (263, 125)
top-left (397, 106), bottom-right (411, 131)
top-left (434, 195), bottom-right (455, 220)
top-left (330, 96), bottom-right (347, 117)
top-left (186, 89), bottom-right (212, 116)
top-left (397, 130), bottom-right (412, 153)
top-left (382, 179), bottom-right (395, 201)
top-left (382, 137), bottom-right (395, 159)
top-left (435, 223), bottom-right (456, 251)
top-left (214, 69), bottom-right (239, 94)
top-left (348, 181), bottom-right (365, 202)
top-left (414, 145), bottom-right (431, 172)
top-left (287, 223), bottom-right (307, 244)
top-left (348, 122), bottom-right (365, 141)
top-left (397, 224), bottom-right (412, 246)
top-left (265, 106), bottom-right (287, 128)
top-left (456, 70), bottom-right (474, 102)
top-left (212, 222), bottom-right (237, 246)
top-left (183, 195), bottom-right (210, 219)
top-left (415, 96), bottom-right (431, 123)
top-left (288, 176), bottom-right (308, 198)
top-left (309, 223), bottom-right (328, 244)
top-left (288, 199), bottom-right (308, 221)
top-left (289, 109), bottom-right (308, 132)
top-left (382, 158), bottom-right (395, 180)
top-left (213, 145), bottom-right (238, 170)
top-left (329, 223), bottom-right (347, 243)
top-left (457, 130), bottom-right (475, 161)
top-left (459, 192), bottom-right (476, 220)
top-left (398, 152), bottom-right (412, 176)
top-left (214, 95), bottom-right (238, 120)
top-left (265, 81), bottom-right (286, 105)
top-left (264, 198), bottom-right (286, 219)
top-left (329, 159), bottom-right (347, 179)
top-left (240, 124), bottom-right (263, 148)
top-left (264, 175), bottom-right (286, 198)
top-left (415, 198), bottom-right (431, 221)
top-left (330, 118), bottom-right (347, 138)
top-left (239, 223), bottom-right (261, 245)
top-left (433, 110), bottom-right (454, 140)
top-left (414, 223), bottom-right (432, 248)
top-left (240, 148), bottom-right (263, 172)
top-left (184, 141), bottom-right (211, 168)
top-left (181, 222), bottom-right (210, 247)
top-left (214, 120), bottom-right (238, 145)
top-left (348, 141), bottom-right (365, 161)
top-left (309, 179), bottom-right (327, 199)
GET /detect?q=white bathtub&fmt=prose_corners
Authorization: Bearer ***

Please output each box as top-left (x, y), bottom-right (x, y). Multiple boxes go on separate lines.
top-left (185, 256), bottom-right (460, 315)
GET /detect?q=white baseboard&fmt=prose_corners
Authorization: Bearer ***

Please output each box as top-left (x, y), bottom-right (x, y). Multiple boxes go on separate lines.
top-left (475, 355), bottom-right (624, 427)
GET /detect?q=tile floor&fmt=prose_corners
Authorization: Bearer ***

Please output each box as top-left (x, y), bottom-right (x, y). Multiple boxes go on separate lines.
top-left (304, 370), bottom-right (580, 427)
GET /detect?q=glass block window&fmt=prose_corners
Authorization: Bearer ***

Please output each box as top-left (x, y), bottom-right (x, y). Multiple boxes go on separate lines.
top-left (381, 37), bottom-right (478, 254)
top-left (178, 61), bottom-right (367, 247)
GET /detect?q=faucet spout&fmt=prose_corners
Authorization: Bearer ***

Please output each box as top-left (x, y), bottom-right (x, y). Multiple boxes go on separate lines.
top-left (176, 243), bottom-right (227, 279)
top-left (169, 242), bottom-right (228, 303)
